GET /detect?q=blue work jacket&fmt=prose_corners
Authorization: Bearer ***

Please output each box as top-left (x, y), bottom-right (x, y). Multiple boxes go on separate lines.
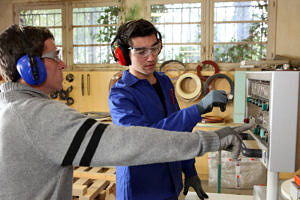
top-left (108, 70), bottom-right (202, 200)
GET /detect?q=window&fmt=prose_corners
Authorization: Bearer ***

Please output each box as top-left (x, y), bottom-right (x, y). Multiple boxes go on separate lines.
top-left (14, 0), bottom-right (275, 70)
top-left (18, 8), bottom-right (63, 57)
top-left (151, 2), bottom-right (202, 63)
top-left (213, 1), bottom-right (268, 63)
top-left (147, 0), bottom-right (274, 67)
top-left (72, 6), bottom-right (120, 64)
top-left (15, 1), bottom-right (121, 70)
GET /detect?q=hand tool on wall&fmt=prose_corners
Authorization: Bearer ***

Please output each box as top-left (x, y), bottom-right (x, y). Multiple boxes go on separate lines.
top-left (66, 97), bottom-right (74, 105)
top-left (66, 73), bottom-right (74, 82)
top-left (50, 90), bottom-right (58, 99)
top-left (87, 73), bottom-right (90, 96)
top-left (81, 74), bottom-right (84, 96)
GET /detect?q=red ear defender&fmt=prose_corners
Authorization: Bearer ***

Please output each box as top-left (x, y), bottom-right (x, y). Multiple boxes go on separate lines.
top-left (115, 46), bottom-right (131, 66)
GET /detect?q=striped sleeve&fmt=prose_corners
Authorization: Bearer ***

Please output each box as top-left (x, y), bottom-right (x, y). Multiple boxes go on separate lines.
top-left (61, 118), bottom-right (108, 166)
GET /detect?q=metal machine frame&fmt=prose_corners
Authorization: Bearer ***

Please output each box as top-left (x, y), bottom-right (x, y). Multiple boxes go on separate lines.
top-left (245, 71), bottom-right (300, 200)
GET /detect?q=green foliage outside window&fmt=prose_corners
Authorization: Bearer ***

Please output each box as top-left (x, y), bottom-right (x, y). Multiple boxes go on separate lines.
top-left (94, 6), bottom-right (121, 44)
top-left (214, 2), bottom-right (268, 63)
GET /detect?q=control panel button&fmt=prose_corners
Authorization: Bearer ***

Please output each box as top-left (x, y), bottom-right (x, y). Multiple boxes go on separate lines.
top-left (262, 103), bottom-right (269, 111)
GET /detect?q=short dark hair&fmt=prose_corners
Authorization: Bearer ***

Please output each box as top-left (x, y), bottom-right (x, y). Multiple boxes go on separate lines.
top-left (114, 19), bottom-right (162, 48)
top-left (0, 24), bottom-right (54, 82)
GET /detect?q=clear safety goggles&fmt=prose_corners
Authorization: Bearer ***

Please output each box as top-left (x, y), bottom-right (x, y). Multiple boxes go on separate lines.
top-left (41, 49), bottom-right (61, 62)
top-left (129, 42), bottom-right (161, 58)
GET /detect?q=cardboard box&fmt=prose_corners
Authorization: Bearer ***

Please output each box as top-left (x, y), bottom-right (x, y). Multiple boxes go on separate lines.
top-left (208, 151), bottom-right (267, 189)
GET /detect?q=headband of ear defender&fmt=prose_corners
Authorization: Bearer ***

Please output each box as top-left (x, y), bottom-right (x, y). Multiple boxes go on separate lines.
top-left (16, 26), bottom-right (47, 85)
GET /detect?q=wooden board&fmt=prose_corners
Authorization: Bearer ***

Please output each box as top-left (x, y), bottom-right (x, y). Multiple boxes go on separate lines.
top-left (72, 167), bottom-right (116, 200)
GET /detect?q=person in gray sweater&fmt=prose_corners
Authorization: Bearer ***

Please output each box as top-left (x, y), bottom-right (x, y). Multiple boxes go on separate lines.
top-left (0, 24), bottom-right (249, 200)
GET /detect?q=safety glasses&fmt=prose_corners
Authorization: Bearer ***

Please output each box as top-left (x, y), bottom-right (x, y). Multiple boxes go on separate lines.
top-left (41, 49), bottom-right (61, 62)
top-left (129, 42), bottom-right (161, 58)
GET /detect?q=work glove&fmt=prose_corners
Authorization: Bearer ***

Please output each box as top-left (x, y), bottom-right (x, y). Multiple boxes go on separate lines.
top-left (196, 90), bottom-right (228, 114)
top-left (183, 175), bottom-right (208, 200)
top-left (215, 124), bottom-right (254, 160)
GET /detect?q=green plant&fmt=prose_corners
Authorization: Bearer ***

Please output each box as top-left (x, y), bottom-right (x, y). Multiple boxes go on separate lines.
top-left (95, 6), bottom-right (121, 44)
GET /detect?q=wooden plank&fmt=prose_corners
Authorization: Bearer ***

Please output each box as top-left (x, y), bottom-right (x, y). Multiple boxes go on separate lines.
top-left (99, 190), bottom-right (106, 200)
top-left (105, 168), bottom-right (116, 174)
top-left (73, 170), bottom-right (116, 182)
top-left (72, 167), bottom-right (116, 199)
top-left (79, 180), bottom-right (108, 200)
top-left (73, 177), bottom-right (93, 196)
top-left (79, 186), bottom-right (101, 200)
top-left (105, 183), bottom-right (116, 200)
top-left (73, 184), bottom-right (88, 196)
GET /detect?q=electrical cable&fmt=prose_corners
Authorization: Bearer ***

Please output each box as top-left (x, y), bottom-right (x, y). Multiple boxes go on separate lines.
top-left (197, 60), bottom-right (219, 81)
top-left (159, 60), bottom-right (186, 83)
top-left (203, 73), bottom-right (234, 101)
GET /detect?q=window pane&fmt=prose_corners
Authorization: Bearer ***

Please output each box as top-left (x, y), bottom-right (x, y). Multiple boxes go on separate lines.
top-left (73, 6), bottom-right (120, 64)
top-left (151, 3), bottom-right (201, 23)
top-left (151, 3), bottom-right (201, 63)
top-left (214, 1), bottom-right (268, 22)
top-left (214, 43), bottom-right (266, 63)
top-left (73, 26), bottom-right (117, 45)
top-left (159, 45), bottom-right (201, 63)
top-left (156, 24), bottom-right (201, 43)
top-left (49, 28), bottom-right (62, 45)
top-left (214, 1), bottom-right (268, 63)
top-left (214, 22), bottom-right (267, 42)
top-left (20, 9), bottom-right (62, 26)
top-left (73, 7), bottom-right (119, 25)
top-left (74, 46), bottom-right (115, 64)
top-left (19, 9), bottom-right (63, 60)
top-left (73, 27), bottom-right (101, 45)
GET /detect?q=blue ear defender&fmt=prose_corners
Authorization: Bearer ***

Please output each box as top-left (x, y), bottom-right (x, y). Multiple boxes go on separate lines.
top-left (16, 26), bottom-right (47, 85)
top-left (17, 54), bottom-right (47, 85)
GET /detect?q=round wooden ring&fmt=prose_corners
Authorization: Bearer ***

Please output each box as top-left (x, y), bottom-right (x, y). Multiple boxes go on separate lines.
top-left (175, 72), bottom-right (202, 100)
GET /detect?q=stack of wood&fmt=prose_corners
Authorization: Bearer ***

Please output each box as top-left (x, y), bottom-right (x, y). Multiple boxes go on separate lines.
top-left (72, 167), bottom-right (116, 200)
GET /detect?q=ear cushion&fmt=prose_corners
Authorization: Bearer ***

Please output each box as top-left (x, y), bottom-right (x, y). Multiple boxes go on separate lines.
top-left (17, 54), bottom-right (47, 85)
top-left (115, 46), bottom-right (131, 66)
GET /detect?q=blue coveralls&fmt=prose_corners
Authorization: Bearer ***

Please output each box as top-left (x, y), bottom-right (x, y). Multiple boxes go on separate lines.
top-left (108, 70), bottom-right (202, 200)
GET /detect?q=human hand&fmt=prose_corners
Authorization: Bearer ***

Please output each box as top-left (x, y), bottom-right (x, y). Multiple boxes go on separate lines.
top-left (214, 124), bottom-right (252, 160)
top-left (196, 90), bottom-right (228, 115)
top-left (183, 175), bottom-right (208, 200)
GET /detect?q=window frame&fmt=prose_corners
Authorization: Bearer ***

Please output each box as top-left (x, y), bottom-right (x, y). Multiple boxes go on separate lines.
top-left (146, 0), bottom-right (276, 70)
top-left (146, 0), bottom-right (206, 65)
top-left (14, 0), bottom-right (123, 71)
top-left (13, 0), bottom-right (276, 71)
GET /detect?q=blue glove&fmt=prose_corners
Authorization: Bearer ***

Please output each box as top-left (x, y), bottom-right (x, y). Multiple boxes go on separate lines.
top-left (196, 90), bottom-right (228, 114)
top-left (183, 175), bottom-right (208, 200)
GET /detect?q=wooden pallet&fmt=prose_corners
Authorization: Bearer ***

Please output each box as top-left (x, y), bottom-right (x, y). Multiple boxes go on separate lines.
top-left (72, 167), bottom-right (116, 200)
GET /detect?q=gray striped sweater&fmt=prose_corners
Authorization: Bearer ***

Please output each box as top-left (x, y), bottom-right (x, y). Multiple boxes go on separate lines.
top-left (0, 82), bottom-right (220, 200)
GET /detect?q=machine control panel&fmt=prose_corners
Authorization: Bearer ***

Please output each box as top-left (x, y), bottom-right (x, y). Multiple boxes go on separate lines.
top-left (244, 72), bottom-right (300, 172)
top-left (246, 79), bottom-right (270, 144)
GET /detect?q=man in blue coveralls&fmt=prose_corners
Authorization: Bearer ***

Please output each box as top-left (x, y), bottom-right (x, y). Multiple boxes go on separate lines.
top-left (108, 19), bottom-right (228, 200)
